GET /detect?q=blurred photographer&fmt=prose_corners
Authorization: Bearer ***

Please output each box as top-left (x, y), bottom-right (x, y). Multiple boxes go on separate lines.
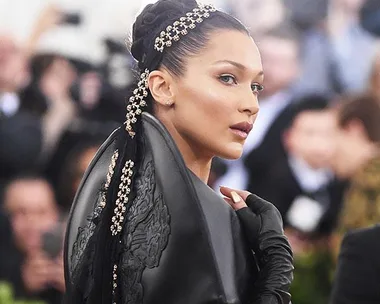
top-left (1, 175), bottom-right (64, 303)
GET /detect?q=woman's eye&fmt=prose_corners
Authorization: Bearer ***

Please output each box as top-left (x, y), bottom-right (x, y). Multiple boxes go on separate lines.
top-left (251, 83), bottom-right (264, 94)
top-left (219, 74), bottom-right (237, 85)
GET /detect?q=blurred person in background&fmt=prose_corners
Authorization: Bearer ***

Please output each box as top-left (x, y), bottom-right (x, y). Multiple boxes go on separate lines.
top-left (261, 95), bottom-right (344, 244)
top-left (56, 139), bottom-right (102, 212)
top-left (1, 175), bottom-right (64, 304)
top-left (227, 0), bottom-right (286, 38)
top-left (0, 6), bottom-right (72, 186)
top-left (331, 94), bottom-right (380, 234)
top-left (283, 0), bottom-right (329, 32)
top-left (73, 39), bottom-right (132, 124)
top-left (0, 5), bottom-right (64, 111)
top-left (0, 35), bottom-right (29, 115)
top-left (269, 95), bottom-right (346, 304)
top-left (0, 110), bottom-right (43, 187)
top-left (329, 94), bottom-right (380, 304)
top-left (20, 53), bottom-right (78, 159)
top-left (0, 35), bottom-right (43, 186)
top-left (43, 121), bottom-right (116, 203)
top-left (215, 23), bottom-right (302, 195)
top-left (298, 0), bottom-right (378, 97)
top-left (328, 93), bottom-right (380, 270)
top-left (330, 94), bottom-right (380, 237)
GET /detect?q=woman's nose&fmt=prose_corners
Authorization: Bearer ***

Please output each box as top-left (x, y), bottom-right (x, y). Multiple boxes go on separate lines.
top-left (239, 92), bottom-right (259, 116)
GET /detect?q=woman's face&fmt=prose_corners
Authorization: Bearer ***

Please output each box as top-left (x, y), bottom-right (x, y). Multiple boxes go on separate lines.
top-left (164, 29), bottom-right (263, 160)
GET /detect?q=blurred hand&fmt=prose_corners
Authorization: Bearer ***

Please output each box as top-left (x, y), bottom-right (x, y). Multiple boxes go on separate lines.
top-left (33, 4), bottom-right (63, 34)
top-left (22, 251), bottom-right (55, 293)
top-left (26, 4), bottom-right (63, 58)
top-left (49, 252), bottom-right (65, 293)
top-left (79, 72), bottom-right (102, 109)
top-left (41, 58), bottom-right (76, 102)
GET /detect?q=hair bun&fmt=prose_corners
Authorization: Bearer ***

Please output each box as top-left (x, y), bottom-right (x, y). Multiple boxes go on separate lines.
top-left (131, 0), bottom-right (198, 66)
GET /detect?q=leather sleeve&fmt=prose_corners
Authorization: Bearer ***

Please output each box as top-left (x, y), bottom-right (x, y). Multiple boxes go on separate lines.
top-left (236, 195), bottom-right (294, 304)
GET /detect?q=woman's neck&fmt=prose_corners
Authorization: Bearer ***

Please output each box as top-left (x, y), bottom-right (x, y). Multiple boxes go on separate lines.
top-left (173, 134), bottom-right (213, 184)
top-left (157, 114), bottom-right (212, 183)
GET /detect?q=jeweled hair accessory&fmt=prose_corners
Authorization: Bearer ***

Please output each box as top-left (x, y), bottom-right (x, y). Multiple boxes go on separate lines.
top-left (125, 69), bottom-right (149, 138)
top-left (99, 150), bottom-right (119, 209)
top-left (110, 159), bottom-right (134, 236)
top-left (154, 4), bottom-right (216, 53)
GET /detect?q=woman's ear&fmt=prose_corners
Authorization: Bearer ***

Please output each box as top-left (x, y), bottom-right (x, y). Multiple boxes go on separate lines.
top-left (148, 70), bottom-right (175, 106)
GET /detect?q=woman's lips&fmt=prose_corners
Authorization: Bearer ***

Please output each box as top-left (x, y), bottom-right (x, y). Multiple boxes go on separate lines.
top-left (230, 121), bottom-right (253, 139)
top-left (230, 128), bottom-right (249, 139)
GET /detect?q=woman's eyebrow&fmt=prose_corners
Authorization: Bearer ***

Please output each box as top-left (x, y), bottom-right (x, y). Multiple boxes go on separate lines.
top-left (213, 59), bottom-right (247, 70)
top-left (212, 59), bottom-right (264, 78)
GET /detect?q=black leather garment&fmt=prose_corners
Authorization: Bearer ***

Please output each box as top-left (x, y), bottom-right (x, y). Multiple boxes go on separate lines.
top-left (236, 195), bottom-right (294, 304)
top-left (64, 113), bottom-right (292, 303)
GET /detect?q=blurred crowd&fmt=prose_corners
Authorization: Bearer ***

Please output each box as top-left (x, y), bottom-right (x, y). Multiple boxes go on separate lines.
top-left (1, 0), bottom-right (380, 303)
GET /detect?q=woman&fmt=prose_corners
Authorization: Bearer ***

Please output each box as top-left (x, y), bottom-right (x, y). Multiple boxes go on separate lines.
top-left (64, 0), bottom-right (294, 303)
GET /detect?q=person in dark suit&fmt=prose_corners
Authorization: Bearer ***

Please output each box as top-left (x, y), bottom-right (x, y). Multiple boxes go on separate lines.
top-left (258, 95), bottom-right (345, 238)
top-left (330, 225), bottom-right (380, 304)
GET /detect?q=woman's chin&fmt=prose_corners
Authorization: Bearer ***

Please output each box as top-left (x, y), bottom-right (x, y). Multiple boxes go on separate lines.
top-left (219, 145), bottom-right (243, 160)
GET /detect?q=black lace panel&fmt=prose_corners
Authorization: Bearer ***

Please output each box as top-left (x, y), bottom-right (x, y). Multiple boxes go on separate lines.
top-left (69, 140), bottom-right (170, 303)
top-left (119, 155), bottom-right (170, 304)
top-left (70, 188), bottom-right (105, 280)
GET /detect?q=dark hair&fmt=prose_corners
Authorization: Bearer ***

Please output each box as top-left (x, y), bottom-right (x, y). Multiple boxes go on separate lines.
top-left (258, 21), bottom-right (301, 55)
top-left (261, 21), bottom-right (300, 43)
top-left (20, 53), bottom-right (68, 116)
top-left (1, 174), bottom-right (55, 211)
top-left (286, 94), bottom-right (330, 129)
top-left (337, 94), bottom-right (380, 143)
top-left (30, 53), bottom-right (64, 80)
top-left (70, 1), bottom-right (250, 303)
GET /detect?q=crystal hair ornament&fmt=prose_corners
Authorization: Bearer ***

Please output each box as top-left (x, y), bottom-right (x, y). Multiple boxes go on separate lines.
top-left (154, 4), bottom-right (216, 53)
top-left (125, 69), bottom-right (149, 138)
top-left (99, 150), bottom-right (119, 209)
top-left (110, 159), bottom-right (134, 236)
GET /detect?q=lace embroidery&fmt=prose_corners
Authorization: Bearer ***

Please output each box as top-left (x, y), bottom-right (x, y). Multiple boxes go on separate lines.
top-left (70, 195), bottom-right (100, 279)
top-left (70, 150), bottom-right (119, 279)
top-left (119, 158), bottom-right (170, 304)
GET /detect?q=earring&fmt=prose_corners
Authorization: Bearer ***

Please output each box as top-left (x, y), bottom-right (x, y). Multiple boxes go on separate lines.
top-left (166, 100), bottom-right (173, 106)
